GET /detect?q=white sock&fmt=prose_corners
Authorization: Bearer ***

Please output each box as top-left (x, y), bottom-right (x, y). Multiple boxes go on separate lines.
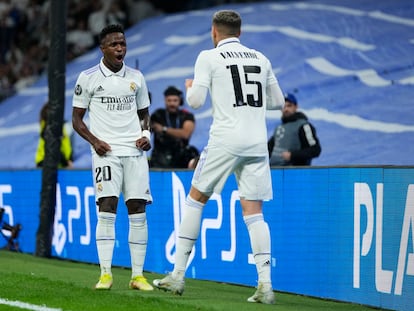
top-left (172, 195), bottom-right (204, 279)
top-left (129, 213), bottom-right (148, 278)
top-left (244, 213), bottom-right (272, 285)
top-left (96, 212), bottom-right (116, 276)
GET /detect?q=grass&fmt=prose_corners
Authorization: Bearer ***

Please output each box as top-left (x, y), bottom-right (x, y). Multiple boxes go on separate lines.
top-left (0, 250), bottom-right (386, 311)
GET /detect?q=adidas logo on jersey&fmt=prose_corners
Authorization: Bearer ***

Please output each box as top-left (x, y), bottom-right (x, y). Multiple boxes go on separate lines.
top-left (96, 86), bottom-right (105, 92)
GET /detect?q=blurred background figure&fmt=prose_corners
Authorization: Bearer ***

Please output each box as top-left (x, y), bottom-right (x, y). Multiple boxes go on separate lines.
top-left (35, 102), bottom-right (73, 168)
top-left (150, 86), bottom-right (198, 168)
top-left (268, 93), bottom-right (321, 166)
top-left (125, 0), bottom-right (160, 25)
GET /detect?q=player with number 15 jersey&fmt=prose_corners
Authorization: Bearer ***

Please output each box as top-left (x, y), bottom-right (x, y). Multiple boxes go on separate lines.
top-left (188, 37), bottom-right (284, 156)
top-left (153, 11), bottom-right (285, 303)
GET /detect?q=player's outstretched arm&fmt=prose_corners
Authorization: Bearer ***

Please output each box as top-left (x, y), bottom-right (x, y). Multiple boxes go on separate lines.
top-left (266, 83), bottom-right (284, 110)
top-left (186, 84), bottom-right (208, 109)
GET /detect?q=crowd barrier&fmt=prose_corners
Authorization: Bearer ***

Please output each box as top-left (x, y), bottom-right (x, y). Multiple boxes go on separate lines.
top-left (0, 167), bottom-right (412, 310)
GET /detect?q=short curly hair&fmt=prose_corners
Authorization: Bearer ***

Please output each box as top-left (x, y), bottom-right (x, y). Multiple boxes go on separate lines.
top-left (212, 10), bottom-right (241, 36)
top-left (99, 24), bottom-right (124, 44)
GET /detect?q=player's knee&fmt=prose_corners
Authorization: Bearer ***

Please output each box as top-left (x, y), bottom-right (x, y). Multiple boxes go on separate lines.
top-left (126, 199), bottom-right (147, 214)
top-left (189, 186), bottom-right (210, 203)
top-left (98, 196), bottom-right (118, 213)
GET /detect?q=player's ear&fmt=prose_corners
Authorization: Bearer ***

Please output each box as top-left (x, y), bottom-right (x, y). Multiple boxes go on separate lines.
top-left (211, 25), bottom-right (217, 41)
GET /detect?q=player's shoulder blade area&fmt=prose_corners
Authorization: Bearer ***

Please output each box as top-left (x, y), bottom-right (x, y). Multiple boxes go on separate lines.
top-left (84, 64), bottom-right (100, 76)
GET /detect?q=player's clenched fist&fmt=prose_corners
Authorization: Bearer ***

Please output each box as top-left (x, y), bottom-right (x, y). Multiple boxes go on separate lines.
top-left (136, 137), bottom-right (151, 151)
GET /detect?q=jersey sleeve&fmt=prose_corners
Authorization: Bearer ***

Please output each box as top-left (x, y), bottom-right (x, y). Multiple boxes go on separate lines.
top-left (72, 72), bottom-right (91, 109)
top-left (186, 51), bottom-right (210, 109)
top-left (186, 84), bottom-right (208, 109)
top-left (192, 50), bottom-right (212, 88)
top-left (266, 83), bottom-right (284, 110)
top-left (264, 56), bottom-right (284, 110)
top-left (136, 73), bottom-right (150, 110)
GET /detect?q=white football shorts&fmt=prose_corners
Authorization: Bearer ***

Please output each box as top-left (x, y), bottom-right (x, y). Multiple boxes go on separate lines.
top-left (92, 154), bottom-right (152, 204)
top-left (192, 145), bottom-right (273, 200)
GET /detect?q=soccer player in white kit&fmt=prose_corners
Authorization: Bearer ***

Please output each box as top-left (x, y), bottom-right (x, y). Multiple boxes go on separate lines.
top-left (72, 24), bottom-right (153, 291)
top-left (153, 10), bottom-right (284, 304)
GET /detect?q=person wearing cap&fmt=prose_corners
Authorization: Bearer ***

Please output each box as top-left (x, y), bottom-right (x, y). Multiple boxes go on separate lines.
top-left (268, 93), bottom-right (321, 166)
top-left (150, 86), bottom-right (198, 168)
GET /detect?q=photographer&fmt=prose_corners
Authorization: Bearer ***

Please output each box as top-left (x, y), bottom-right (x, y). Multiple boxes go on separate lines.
top-left (150, 86), bottom-right (198, 168)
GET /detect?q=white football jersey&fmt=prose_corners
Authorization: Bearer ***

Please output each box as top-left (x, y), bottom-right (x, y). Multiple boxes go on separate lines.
top-left (73, 59), bottom-right (150, 156)
top-left (192, 38), bottom-right (281, 156)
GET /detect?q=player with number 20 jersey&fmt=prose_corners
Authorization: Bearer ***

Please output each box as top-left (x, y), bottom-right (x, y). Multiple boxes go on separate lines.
top-left (73, 60), bottom-right (150, 156)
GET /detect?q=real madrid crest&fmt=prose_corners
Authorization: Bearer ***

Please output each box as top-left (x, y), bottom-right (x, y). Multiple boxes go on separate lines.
top-left (130, 82), bottom-right (137, 92)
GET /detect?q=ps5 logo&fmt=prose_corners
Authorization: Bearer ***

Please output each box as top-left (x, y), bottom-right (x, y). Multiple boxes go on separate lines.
top-left (52, 184), bottom-right (95, 255)
top-left (165, 172), bottom-right (247, 269)
top-left (353, 183), bottom-right (414, 295)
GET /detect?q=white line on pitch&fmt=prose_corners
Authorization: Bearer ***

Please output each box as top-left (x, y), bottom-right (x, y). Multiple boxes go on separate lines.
top-left (0, 298), bottom-right (62, 311)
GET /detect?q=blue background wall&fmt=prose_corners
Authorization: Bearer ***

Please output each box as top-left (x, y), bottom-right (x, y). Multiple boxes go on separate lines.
top-left (0, 167), bottom-right (413, 310)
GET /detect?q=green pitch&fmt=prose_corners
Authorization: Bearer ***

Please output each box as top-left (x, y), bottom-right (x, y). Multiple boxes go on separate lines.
top-left (0, 250), bottom-right (386, 311)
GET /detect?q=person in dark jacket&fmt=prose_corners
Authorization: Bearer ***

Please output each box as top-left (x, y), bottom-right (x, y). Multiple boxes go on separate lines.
top-left (268, 93), bottom-right (321, 166)
top-left (150, 86), bottom-right (198, 168)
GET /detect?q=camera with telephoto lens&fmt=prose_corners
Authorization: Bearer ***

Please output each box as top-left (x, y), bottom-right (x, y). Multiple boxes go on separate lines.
top-left (0, 207), bottom-right (22, 251)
